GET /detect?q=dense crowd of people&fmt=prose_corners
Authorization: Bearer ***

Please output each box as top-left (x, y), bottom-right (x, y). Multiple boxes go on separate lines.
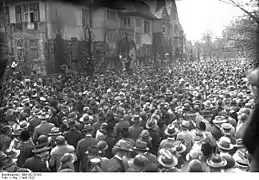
top-left (0, 58), bottom-right (256, 172)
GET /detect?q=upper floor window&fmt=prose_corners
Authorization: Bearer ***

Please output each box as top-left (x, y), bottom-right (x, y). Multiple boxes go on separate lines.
top-left (162, 26), bottom-right (166, 34)
top-left (82, 9), bottom-right (91, 27)
top-left (4, 7), bottom-right (9, 25)
top-left (107, 29), bottom-right (116, 42)
top-left (0, 17), bottom-right (3, 28)
top-left (144, 20), bottom-right (150, 34)
top-left (23, 3), bottom-right (39, 23)
top-left (15, 5), bottom-right (22, 23)
top-left (135, 32), bottom-right (141, 45)
top-left (135, 18), bottom-right (141, 27)
top-left (107, 10), bottom-right (116, 21)
top-left (123, 17), bottom-right (130, 26)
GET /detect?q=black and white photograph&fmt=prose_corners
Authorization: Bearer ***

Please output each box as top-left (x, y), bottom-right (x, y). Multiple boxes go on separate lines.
top-left (0, 0), bottom-right (258, 174)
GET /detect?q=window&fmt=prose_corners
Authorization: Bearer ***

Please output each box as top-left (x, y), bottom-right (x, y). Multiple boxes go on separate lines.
top-left (29, 39), bottom-right (39, 58)
top-left (0, 2), bottom-right (4, 16)
top-left (4, 7), bottom-right (9, 25)
top-left (162, 26), bottom-right (166, 34)
top-left (144, 20), bottom-right (150, 34)
top-left (135, 33), bottom-right (141, 45)
top-left (15, 5), bottom-right (22, 23)
top-left (24, 3), bottom-right (39, 23)
top-left (82, 9), bottom-right (90, 27)
top-left (135, 18), bottom-right (141, 27)
top-left (107, 10), bottom-right (116, 21)
top-left (0, 17), bottom-right (3, 28)
top-left (123, 17), bottom-right (130, 26)
top-left (127, 17), bottom-right (130, 25)
top-left (107, 30), bottom-right (116, 42)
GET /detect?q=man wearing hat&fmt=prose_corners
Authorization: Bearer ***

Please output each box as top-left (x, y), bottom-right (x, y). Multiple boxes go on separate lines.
top-left (233, 139), bottom-right (249, 168)
top-left (22, 139), bottom-right (51, 172)
top-left (16, 130), bottom-right (35, 167)
top-left (63, 120), bottom-right (83, 149)
top-left (32, 111), bottom-right (54, 143)
top-left (146, 118), bottom-right (161, 155)
top-left (157, 149), bottom-right (180, 172)
top-left (217, 136), bottom-right (236, 170)
top-left (0, 125), bottom-right (12, 152)
top-left (131, 139), bottom-right (158, 172)
top-left (126, 154), bottom-right (148, 172)
top-left (58, 152), bottom-right (76, 172)
top-left (0, 151), bottom-right (19, 172)
top-left (128, 115), bottom-right (143, 141)
top-left (49, 135), bottom-right (76, 171)
top-left (159, 124), bottom-right (179, 150)
top-left (206, 153), bottom-right (227, 172)
top-left (101, 139), bottom-right (132, 172)
top-left (177, 120), bottom-right (193, 152)
top-left (92, 111), bottom-right (106, 135)
top-left (95, 122), bottom-right (108, 141)
top-left (75, 124), bottom-right (98, 172)
top-left (28, 109), bottom-right (42, 136)
top-left (113, 107), bottom-right (130, 139)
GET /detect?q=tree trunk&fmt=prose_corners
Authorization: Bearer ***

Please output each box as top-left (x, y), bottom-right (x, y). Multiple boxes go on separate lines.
top-left (256, 24), bottom-right (259, 67)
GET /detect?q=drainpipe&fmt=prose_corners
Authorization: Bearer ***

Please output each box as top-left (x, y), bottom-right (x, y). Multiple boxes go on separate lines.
top-left (44, 1), bottom-right (50, 73)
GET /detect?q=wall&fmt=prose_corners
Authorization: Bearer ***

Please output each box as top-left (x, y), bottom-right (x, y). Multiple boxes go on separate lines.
top-left (47, 2), bottom-right (84, 40)
top-left (92, 8), bottom-right (105, 41)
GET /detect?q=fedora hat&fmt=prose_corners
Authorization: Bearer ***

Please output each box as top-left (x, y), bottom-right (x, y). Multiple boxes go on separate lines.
top-left (114, 140), bottom-right (133, 152)
top-left (128, 154), bottom-right (148, 170)
top-left (236, 159), bottom-right (249, 169)
top-left (213, 116), bottom-right (227, 124)
top-left (221, 123), bottom-right (233, 131)
top-left (38, 112), bottom-right (50, 120)
top-left (165, 124), bottom-right (179, 137)
top-left (132, 139), bottom-right (149, 152)
top-left (32, 143), bottom-right (50, 154)
top-left (48, 127), bottom-right (62, 136)
top-left (206, 154), bottom-right (227, 168)
top-left (158, 149), bottom-right (178, 168)
top-left (217, 136), bottom-right (234, 151)
top-left (145, 119), bottom-right (158, 130)
top-left (131, 114), bottom-right (142, 123)
top-left (19, 120), bottom-right (29, 130)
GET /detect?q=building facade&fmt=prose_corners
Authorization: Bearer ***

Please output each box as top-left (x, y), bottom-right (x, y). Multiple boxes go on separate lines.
top-left (1, 0), bottom-right (184, 74)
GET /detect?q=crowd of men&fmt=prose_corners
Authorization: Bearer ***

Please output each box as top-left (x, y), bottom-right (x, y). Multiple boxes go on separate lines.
top-left (0, 58), bottom-right (255, 172)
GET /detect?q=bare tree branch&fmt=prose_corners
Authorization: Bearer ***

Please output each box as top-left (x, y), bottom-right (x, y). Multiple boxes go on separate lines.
top-left (219, 0), bottom-right (259, 23)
